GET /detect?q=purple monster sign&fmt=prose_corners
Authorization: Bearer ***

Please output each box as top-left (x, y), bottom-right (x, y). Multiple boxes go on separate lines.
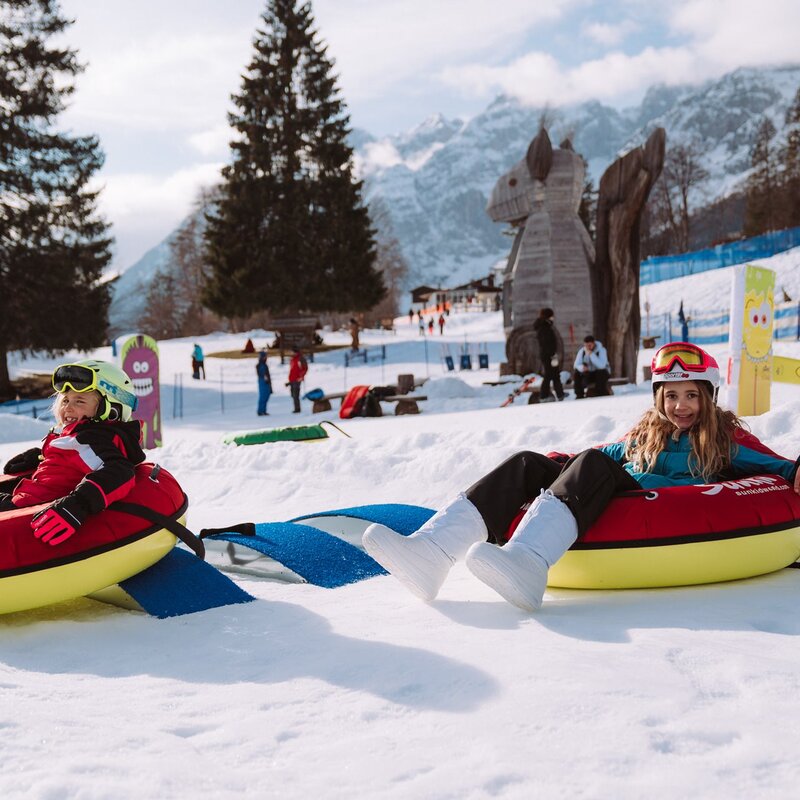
top-left (119, 333), bottom-right (162, 448)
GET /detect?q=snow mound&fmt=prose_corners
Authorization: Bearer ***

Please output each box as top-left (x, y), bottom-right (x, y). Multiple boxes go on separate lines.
top-left (0, 413), bottom-right (51, 444)
top-left (423, 377), bottom-right (478, 398)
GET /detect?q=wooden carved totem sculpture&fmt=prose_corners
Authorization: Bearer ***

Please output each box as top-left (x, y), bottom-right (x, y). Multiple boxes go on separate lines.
top-left (486, 128), bottom-right (595, 376)
top-left (488, 126), bottom-right (665, 382)
top-left (592, 128), bottom-right (666, 381)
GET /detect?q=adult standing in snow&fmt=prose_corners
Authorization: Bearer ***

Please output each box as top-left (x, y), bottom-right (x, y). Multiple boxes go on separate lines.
top-left (349, 318), bottom-right (360, 352)
top-left (572, 335), bottom-right (610, 398)
top-left (287, 346), bottom-right (308, 413)
top-left (363, 342), bottom-right (800, 612)
top-left (192, 343), bottom-right (205, 379)
top-left (438, 314), bottom-right (446, 335)
top-left (256, 349), bottom-right (272, 416)
top-left (533, 307), bottom-right (564, 401)
top-left (428, 317), bottom-right (434, 335)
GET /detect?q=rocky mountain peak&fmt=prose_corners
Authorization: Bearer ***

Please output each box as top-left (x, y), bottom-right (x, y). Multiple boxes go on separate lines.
top-left (110, 64), bottom-right (800, 333)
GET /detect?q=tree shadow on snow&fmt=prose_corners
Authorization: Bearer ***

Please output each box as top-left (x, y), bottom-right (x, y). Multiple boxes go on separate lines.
top-left (0, 598), bottom-right (498, 711)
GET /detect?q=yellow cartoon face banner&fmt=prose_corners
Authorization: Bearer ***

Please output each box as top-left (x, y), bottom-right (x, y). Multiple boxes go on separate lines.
top-left (772, 355), bottom-right (800, 385)
top-left (726, 264), bottom-right (775, 416)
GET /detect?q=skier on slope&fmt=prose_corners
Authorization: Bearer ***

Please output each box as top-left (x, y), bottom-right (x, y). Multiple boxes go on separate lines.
top-left (363, 342), bottom-right (800, 612)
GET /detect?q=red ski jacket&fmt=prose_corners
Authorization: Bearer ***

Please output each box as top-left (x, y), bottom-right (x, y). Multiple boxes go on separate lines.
top-left (12, 418), bottom-right (146, 513)
top-left (288, 353), bottom-right (308, 383)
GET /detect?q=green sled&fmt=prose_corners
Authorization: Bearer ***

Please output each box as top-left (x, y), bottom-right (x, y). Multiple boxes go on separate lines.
top-left (223, 421), bottom-right (348, 446)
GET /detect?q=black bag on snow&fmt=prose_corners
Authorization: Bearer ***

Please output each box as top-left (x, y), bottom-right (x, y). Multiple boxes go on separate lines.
top-left (359, 389), bottom-right (383, 417)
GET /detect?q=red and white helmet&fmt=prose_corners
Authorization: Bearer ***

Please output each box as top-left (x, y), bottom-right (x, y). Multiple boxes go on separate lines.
top-left (651, 342), bottom-right (720, 401)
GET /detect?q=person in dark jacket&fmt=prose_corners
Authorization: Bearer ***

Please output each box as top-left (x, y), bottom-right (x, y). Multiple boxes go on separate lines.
top-left (0, 360), bottom-right (144, 546)
top-left (363, 343), bottom-right (800, 613)
top-left (533, 307), bottom-right (564, 401)
top-left (256, 349), bottom-right (272, 416)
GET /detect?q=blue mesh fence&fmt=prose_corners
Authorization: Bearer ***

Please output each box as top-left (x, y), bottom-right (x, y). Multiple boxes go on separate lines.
top-left (643, 302), bottom-right (800, 345)
top-left (639, 228), bottom-right (800, 342)
top-left (641, 226), bottom-right (800, 285)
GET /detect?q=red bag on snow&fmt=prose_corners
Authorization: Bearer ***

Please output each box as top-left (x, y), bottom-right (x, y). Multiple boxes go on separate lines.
top-left (339, 385), bottom-right (382, 419)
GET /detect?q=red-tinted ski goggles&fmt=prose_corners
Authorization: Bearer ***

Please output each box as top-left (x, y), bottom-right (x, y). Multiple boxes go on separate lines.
top-left (651, 343), bottom-right (711, 374)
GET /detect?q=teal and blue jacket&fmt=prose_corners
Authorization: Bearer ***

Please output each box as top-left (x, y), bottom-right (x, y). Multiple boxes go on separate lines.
top-left (599, 428), bottom-right (799, 489)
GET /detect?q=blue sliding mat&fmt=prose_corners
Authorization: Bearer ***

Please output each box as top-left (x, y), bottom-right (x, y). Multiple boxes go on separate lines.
top-left (206, 503), bottom-right (435, 588)
top-left (118, 549), bottom-right (255, 618)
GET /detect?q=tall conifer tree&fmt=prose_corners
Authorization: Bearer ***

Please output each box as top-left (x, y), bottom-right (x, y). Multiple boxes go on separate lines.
top-left (779, 87), bottom-right (800, 229)
top-left (203, 0), bottom-right (384, 318)
top-left (0, 0), bottom-right (112, 395)
top-left (744, 116), bottom-right (778, 236)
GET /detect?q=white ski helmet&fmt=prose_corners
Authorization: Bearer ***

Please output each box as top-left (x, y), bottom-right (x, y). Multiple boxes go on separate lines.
top-left (650, 342), bottom-right (720, 402)
top-left (52, 360), bottom-right (138, 421)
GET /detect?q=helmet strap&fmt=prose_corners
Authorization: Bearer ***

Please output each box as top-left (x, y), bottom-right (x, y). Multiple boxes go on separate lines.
top-left (95, 395), bottom-right (113, 421)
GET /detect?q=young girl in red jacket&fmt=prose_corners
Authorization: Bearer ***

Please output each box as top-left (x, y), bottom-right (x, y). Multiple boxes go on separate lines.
top-left (0, 360), bottom-right (144, 546)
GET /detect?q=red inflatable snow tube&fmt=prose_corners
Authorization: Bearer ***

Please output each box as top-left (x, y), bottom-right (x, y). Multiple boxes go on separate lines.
top-left (0, 463), bottom-right (187, 574)
top-left (339, 385), bottom-right (370, 419)
top-left (506, 474), bottom-right (800, 589)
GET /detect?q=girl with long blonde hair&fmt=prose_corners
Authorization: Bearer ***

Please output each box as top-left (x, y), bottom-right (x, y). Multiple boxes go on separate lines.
top-left (363, 343), bottom-right (800, 612)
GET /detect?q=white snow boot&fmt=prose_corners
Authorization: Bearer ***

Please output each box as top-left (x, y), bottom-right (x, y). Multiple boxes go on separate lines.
top-left (465, 489), bottom-right (578, 612)
top-left (362, 494), bottom-right (488, 601)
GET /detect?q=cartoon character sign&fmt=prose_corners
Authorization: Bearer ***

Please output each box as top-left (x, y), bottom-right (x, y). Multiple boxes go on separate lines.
top-left (772, 355), bottom-right (800, 385)
top-left (119, 334), bottom-right (162, 448)
top-left (727, 265), bottom-right (774, 416)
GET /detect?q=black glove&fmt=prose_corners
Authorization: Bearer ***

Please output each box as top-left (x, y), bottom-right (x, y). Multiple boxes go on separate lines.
top-left (0, 492), bottom-right (16, 511)
top-left (31, 493), bottom-right (91, 546)
top-left (4, 447), bottom-right (42, 475)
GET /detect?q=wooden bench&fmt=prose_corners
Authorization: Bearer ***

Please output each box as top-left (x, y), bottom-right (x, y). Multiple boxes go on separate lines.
top-left (312, 375), bottom-right (430, 415)
top-left (570, 375), bottom-right (629, 399)
top-left (312, 391), bottom-right (347, 413)
top-left (381, 395), bottom-right (427, 415)
top-left (312, 391), bottom-right (427, 415)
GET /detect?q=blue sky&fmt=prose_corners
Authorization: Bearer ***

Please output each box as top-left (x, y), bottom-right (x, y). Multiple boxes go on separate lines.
top-left (56, 0), bottom-right (800, 273)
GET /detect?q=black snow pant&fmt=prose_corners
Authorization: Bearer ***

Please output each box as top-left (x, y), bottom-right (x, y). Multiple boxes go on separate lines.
top-left (540, 360), bottom-right (564, 400)
top-left (464, 449), bottom-right (641, 544)
top-left (290, 381), bottom-right (302, 412)
top-left (573, 368), bottom-right (610, 399)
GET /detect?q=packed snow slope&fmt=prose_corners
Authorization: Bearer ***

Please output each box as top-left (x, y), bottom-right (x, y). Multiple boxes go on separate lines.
top-left (1, 250), bottom-right (800, 799)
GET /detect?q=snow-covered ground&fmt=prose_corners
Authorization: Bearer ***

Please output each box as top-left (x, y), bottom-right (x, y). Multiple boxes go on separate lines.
top-left (1, 250), bottom-right (800, 799)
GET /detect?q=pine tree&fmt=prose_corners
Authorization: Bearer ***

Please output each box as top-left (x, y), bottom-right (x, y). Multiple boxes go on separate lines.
top-left (779, 86), bottom-right (800, 229)
top-left (744, 116), bottom-right (778, 236)
top-left (139, 271), bottom-right (184, 340)
top-left (203, 0), bottom-right (385, 319)
top-left (0, 1), bottom-right (113, 396)
top-left (576, 154), bottom-right (597, 245)
top-left (366, 196), bottom-right (409, 321)
top-left (141, 188), bottom-right (221, 337)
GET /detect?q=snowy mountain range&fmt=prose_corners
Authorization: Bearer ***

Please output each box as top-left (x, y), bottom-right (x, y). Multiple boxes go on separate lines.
top-left (109, 63), bottom-right (800, 334)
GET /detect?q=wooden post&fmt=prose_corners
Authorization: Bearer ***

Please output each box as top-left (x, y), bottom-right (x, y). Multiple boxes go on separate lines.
top-left (397, 374), bottom-right (415, 395)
